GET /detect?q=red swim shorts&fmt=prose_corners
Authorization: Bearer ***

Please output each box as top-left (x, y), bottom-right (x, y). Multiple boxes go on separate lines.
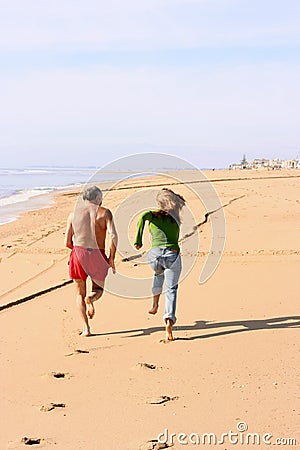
top-left (68, 246), bottom-right (110, 282)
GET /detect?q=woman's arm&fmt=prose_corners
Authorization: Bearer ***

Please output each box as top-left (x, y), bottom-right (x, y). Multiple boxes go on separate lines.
top-left (134, 211), bottom-right (152, 249)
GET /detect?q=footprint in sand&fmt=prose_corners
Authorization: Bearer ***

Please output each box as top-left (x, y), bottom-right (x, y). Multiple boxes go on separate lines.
top-left (51, 372), bottom-right (70, 379)
top-left (21, 437), bottom-right (42, 445)
top-left (52, 372), bottom-right (65, 378)
top-left (65, 349), bottom-right (89, 357)
top-left (146, 395), bottom-right (179, 405)
top-left (136, 362), bottom-right (157, 370)
top-left (40, 403), bottom-right (66, 412)
top-left (8, 438), bottom-right (50, 449)
top-left (139, 440), bottom-right (170, 450)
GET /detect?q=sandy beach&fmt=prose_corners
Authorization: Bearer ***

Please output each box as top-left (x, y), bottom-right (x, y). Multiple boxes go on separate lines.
top-left (0, 169), bottom-right (299, 450)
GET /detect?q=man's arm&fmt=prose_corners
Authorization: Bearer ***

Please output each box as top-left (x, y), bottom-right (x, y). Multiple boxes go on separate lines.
top-left (64, 213), bottom-right (74, 249)
top-left (105, 209), bottom-right (118, 273)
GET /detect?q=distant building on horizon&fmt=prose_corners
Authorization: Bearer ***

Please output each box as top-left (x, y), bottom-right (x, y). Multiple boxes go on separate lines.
top-left (229, 156), bottom-right (300, 170)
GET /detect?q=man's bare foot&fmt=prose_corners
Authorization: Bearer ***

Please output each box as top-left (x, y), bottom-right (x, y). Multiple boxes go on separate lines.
top-left (85, 289), bottom-right (103, 319)
top-left (85, 297), bottom-right (95, 319)
top-left (148, 305), bottom-right (158, 315)
top-left (80, 329), bottom-right (91, 337)
top-left (165, 319), bottom-right (174, 341)
top-left (86, 289), bottom-right (103, 303)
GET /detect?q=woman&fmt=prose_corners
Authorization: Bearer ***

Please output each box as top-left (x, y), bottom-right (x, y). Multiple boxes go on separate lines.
top-left (134, 188), bottom-right (186, 341)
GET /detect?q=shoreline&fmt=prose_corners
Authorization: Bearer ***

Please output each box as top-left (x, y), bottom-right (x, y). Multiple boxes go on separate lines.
top-left (1, 167), bottom-right (299, 226)
top-left (0, 171), bottom-right (141, 226)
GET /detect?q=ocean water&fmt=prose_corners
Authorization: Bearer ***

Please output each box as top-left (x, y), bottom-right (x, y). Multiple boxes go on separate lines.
top-left (0, 167), bottom-right (125, 225)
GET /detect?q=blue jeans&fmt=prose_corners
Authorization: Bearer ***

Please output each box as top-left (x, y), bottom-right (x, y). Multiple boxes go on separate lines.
top-left (147, 247), bottom-right (182, 324)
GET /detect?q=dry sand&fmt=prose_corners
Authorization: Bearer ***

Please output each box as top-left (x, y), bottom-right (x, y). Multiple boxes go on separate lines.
top-left (0, 170), bottom-right (299, 449)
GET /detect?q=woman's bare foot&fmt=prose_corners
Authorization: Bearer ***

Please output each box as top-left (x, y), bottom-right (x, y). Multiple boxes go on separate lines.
top-left (165, 319), bottom-right (174, 341)
top-left (149, 294), bottom-right (160, 315)
top-left (148, 305), bottom-right (158, 315)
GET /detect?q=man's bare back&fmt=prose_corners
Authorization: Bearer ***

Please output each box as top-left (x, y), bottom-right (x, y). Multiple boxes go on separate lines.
top-left (72, 203), bottom-right (111, 250)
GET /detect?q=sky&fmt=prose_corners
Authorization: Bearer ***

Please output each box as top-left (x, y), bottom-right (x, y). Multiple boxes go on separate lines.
top-left (1, 0), bottom-right (300, 169)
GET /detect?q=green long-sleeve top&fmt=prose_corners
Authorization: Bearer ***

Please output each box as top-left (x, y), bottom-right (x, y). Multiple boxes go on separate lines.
top-left (134, 210), bottom-right (180, 252)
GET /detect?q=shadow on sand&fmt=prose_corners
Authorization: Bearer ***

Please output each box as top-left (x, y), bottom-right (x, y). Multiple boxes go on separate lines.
top-left (90, 316), bottom-right (300, 340)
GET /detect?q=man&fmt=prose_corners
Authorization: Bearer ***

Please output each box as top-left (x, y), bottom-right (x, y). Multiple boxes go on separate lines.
top-left (65, 186), bottom-right (118, 336)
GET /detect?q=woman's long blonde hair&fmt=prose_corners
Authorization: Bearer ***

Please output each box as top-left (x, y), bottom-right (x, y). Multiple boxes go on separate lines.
top-left (154, 188), bottom-right (186, 223)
